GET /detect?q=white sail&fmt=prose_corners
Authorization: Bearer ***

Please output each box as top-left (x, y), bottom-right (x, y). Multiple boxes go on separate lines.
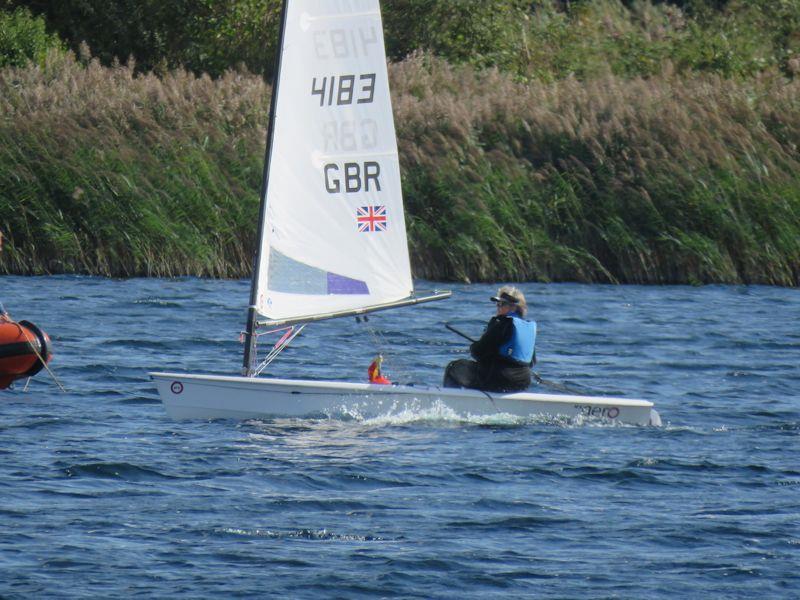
top-left (253, 0), bottom-right (412, 322)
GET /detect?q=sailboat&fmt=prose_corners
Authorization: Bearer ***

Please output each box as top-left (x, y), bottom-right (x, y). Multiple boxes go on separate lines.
top-left (151, 0), bottom-right (661, 427)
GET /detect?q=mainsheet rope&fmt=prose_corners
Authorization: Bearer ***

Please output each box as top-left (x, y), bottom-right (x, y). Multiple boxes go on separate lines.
top-left (357, 315), bottom-right (412, 384)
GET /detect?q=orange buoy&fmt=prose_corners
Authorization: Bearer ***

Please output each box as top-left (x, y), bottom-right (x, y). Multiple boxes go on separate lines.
top-left (0, 316), bottom-right (53, 389)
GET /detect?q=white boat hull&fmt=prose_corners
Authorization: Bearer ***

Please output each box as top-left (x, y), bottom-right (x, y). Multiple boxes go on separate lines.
top-left (150, 372), bottom-right (661, 426)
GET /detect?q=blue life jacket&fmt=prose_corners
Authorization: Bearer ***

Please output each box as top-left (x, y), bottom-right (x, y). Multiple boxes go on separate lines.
top-left (498, 315), bottom-right (536, 365)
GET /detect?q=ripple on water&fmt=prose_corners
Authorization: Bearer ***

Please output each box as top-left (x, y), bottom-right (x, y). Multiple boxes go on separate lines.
top-left (216, 527), bottom-right (390, 542)
top-left (61, 462), bottom-right (180, 481)
top-left (1, 278), bottom-right (799, 598)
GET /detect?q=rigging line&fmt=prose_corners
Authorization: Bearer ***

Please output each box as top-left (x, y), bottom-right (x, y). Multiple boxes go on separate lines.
top-left (240, 325), bottom-right (293, 339)
top-left (366, 322), bottom-right (388, 355)
top-left (359, 318), bottom-right (413, 383)
top-left (239, 324), bottom-right (305, 377)
top-left (253, 324), bottom-right (305, 377)
top-left (255, 327), bottom-right (299, 376)
top-left (479, 389), bottom-right (499, 410)
top-left (16, 321), bottom-right (65, 392)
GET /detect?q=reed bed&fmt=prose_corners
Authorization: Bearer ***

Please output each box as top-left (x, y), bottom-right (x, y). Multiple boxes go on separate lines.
top-left (393, 55), bottom-right (800, 284)
top-left (1, 51), bottom-right (798, 284)
top-left (0, 50), bottom-right (266, 277)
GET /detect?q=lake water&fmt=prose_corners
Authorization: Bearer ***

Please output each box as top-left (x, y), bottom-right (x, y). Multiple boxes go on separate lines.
top-left (1, 276), bottom-right (798, 598)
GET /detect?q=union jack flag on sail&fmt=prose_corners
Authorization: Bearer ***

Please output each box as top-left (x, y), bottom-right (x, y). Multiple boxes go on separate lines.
top-left (356, 205), bottom-right (387, 232)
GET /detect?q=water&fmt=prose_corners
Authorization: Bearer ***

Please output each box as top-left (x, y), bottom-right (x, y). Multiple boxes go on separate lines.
top-left (1, 276), bottom-right (798, 598)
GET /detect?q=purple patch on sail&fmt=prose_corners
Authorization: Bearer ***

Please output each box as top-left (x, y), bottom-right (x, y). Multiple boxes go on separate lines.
top-left (327, 273), bottom-right (369, 295)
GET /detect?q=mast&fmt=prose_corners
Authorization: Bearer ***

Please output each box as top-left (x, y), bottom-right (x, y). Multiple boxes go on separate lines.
top-left (242, 0), bottom-right (290, 376)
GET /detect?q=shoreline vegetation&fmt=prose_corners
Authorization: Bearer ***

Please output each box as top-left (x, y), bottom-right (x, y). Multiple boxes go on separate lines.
top-left (1, 1), bottom-right (799, 285)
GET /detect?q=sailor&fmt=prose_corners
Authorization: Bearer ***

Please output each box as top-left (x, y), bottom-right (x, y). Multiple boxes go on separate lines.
top-left (443, 286), bottom-right (536, 392)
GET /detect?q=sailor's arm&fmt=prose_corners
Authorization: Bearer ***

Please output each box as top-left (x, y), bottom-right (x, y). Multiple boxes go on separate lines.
top-left (470, 317), bottom-right (511, 360)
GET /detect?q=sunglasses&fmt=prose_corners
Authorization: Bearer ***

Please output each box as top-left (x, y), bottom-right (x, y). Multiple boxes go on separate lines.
top-left (495, 300), bottom-right (512, 307)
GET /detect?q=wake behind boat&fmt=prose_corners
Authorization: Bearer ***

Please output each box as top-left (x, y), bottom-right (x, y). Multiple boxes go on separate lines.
top-left (150, 0), bottom-right (660, 427)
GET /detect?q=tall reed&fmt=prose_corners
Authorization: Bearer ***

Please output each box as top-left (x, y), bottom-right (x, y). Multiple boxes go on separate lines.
top-left (392, 55), bottom-right (800, 284)
top-left (0, 50), bottom-right (266, 277)
top-left (1, 51), bottom-right (798, 284)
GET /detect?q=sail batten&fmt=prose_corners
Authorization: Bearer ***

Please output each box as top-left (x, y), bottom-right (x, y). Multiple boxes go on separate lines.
top-left (251, 0), bottom-right (412, 324)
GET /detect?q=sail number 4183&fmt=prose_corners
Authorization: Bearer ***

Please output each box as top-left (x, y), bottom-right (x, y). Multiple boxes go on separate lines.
top-left (312, 74), bottom-right (376, 107)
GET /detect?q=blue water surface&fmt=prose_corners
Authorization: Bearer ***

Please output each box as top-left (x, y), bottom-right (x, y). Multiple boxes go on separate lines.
top-left (1, 276), bottom-right (798, 598)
